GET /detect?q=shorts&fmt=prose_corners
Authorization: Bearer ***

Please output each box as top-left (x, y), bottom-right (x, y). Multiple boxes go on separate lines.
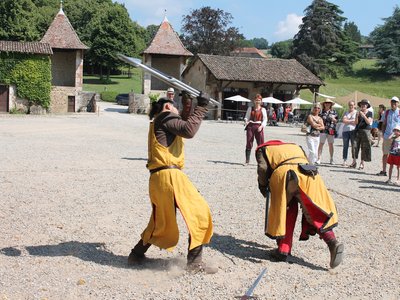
top-left (320, 133), bottom-right (334, 144)
top-left (382, 139), bottom-right (392, 155)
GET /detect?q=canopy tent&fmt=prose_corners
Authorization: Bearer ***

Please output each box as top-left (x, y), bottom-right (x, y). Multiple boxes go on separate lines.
top-left (332, 103), bottom-right (343, 108)
top-left (262, 97), bottom-right (283, 104)
top-left (286, 97), bottom-right (313, 105)
top-left (223, 95), bottom-right (250, 121)
top-left (225, 95), bottom-right (251, 102)
top-left (334, 91), bottom-right (388, 108)
top-left (315, 92), bottom-right (335, 99)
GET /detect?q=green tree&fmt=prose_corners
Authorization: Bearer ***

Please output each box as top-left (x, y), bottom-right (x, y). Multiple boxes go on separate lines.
top-left (86, 2), bottom-right (145, 79)
top-left (371, 6), bottom-right (400, 74)
top-left (251, 37), bottom-right (268, 49)
top-left (343, 21), bottom-right (361, 43)
top-left (292, 0), bottom-right (358, 77)
top-left (270, 39), bottom-right (293, 58)
top-left (144, 24), bottom-right (159, 47)
top-left (0, 0), bottom-right (40, 41)
top-left (180, 6), bottom-right (244, 55)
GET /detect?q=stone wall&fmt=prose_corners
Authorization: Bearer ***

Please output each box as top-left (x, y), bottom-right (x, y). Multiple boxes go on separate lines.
top-left (49, 86), bottom-right (77, 113)
top-left (128, 93), bottom-right (150, 114)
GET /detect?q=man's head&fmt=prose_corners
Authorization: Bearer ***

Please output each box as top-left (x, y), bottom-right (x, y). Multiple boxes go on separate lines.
top-left (390, 96), bottom-right (399, 110)
top-left (166, 87), bottom-right (175, 100)
top-left (149, 97), bottom-right (178, 119)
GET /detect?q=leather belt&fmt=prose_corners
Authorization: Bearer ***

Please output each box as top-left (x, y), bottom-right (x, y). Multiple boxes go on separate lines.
top-left (149, 165), bottom-right (180, 174)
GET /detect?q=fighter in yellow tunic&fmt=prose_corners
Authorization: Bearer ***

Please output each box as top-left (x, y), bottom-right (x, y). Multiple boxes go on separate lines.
top-left (128, 93), bottom-right (216, 274)
top-left (256, 140), bottom-right (344, 268)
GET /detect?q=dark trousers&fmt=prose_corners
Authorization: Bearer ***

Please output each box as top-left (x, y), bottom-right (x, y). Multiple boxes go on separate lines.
top-left (342, 130), bottom-right (355, 160)
top-left (246, 123), bottom-right (264, 150)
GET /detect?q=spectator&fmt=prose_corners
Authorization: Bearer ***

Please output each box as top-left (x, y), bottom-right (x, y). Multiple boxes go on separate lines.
top-left (377, 96), bottom-right (400, 176)
top-left (342, 101), bottom-right (357, 167)
top-left (386, 125), bottom-right (400, 185)
top-left (375, 104), bottom-right (386, 147)
top-left (354, 99), bottom-right (373, 170)
top-left (278, 104), bottom-right (284, 122)
top-left (305, 103), bottom-right (325, 164)
top-left (317, 99), bottom-right (338, 164)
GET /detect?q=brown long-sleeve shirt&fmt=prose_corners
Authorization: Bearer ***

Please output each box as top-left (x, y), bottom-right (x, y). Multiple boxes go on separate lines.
top-left (153, 106), bottom-right (208, 146)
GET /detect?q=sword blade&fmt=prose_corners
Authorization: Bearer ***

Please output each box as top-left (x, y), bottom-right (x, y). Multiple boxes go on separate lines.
top-left (241, 268), bottom-right (267, 299)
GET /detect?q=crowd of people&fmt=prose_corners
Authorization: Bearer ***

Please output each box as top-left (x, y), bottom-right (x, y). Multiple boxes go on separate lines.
top-left (304, 96), bottom-right (400, 185)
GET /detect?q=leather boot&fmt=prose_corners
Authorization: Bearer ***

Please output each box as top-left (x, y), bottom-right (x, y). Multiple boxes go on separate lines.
top-left (187, 245), bottom-right (218, 274)
top-left (245, 149), bottom-right (251, 165)
top-left (327, 239), bottom-right (344, 269)
top-left (128, 239), bottom-right (151, 265)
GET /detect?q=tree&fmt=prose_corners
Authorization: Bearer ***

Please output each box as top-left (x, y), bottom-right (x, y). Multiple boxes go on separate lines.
top-left (251, 37), bottom-right (268, 49)
top-left (0, 0), bottom-right (40, 41)
top-left (180, 6), bottom-right (244, 55)
top-left (270, 40), bottom-right (293, 58)
top-left (371, 6), bottom-right (400, 74)
top-left (292, 0), bottom-right (359, 77)
top-left (343, 21), bottom-right (361, 43)
top-left (144, 24), bottom-right (159, 47)
top-left (86, 2), bottom-right (146, 79)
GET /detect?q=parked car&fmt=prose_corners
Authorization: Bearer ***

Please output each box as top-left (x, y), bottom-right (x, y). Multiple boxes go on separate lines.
top-left (115, 93), bottom-right (129, 105)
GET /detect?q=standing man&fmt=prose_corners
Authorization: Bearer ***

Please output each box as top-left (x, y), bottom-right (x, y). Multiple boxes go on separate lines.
top-left (128, 92), bottom-right (217, 274)
top-left (166, 87), bottom-right (175, 101)
top-left (255, 140), bottom-right (344, 268)
top-left (377, 96), bottom-right (400, 176)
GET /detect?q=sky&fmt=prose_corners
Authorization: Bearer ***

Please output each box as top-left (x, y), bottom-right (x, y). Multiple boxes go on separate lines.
top-left (115, 0), bottom-right (399, 43)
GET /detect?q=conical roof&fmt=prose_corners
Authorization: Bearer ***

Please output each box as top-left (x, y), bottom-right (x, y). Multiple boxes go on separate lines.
top-left (41, 8), bottom-right (88, 50)
top-left (143, 17), bottom-right (192, 56)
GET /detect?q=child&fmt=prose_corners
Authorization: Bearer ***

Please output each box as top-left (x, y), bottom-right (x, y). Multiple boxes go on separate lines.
top-left (386, 125), bottom-right (400, 185)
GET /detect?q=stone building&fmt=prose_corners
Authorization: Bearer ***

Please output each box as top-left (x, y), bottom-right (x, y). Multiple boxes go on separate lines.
top-left (182, 54), bottom-right (324, 119)
top-left (141, 17), bottom-right (193, 96)
top-left (0, 5), bottom-right (88, 114)
top-left (0, 41), bottom-right (53, 113)
top-left (41, 7), bottom-right (88, 113)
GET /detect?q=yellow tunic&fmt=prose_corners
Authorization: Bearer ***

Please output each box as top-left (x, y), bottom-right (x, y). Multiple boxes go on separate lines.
top-left (141, 122), bottom-right (213, 251)
top-left (265, 143), bottom-right (338, 238)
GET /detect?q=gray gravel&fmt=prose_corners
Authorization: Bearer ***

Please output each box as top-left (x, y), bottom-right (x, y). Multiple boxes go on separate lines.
top-left (0, 102), bottom-right (399, 299)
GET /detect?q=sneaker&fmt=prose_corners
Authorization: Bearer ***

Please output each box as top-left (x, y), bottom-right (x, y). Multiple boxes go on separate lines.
top-left (386, 179), bottom-right (394, 185)
top-left (376, 171), bottom-right (387, 176)
top-left (315, 159), bottom-right (321, 165)
top-left (342, 160), bottom-right (348, 167)
top-left (330, 158), bottom-right (334, 165)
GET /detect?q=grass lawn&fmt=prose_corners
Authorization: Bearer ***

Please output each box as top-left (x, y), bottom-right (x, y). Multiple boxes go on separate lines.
top-left (83, 68), bottom-right (142, 94)
top-left (300, 59), bottom-right (400, 101)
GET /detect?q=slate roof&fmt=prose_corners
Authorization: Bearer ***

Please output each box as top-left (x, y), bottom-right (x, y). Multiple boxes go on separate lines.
top-left (143, 17), bottom-right (192, 56)
top-left (0, 40), bottom-right (53, 55)
top-left (193, 54), bottom-right (324, 86)
top-left (41, 9), bottom-right (88, 50)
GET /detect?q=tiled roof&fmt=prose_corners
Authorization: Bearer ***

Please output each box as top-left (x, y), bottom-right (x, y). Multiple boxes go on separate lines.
top-left (143, 17), bottom-right (192, 56)
top-left (194, 54), bottom-right (324, 86)
top-left (41, 9), bottom-right (88, 49)
top-left (0, 40), bottom-right (53, 55)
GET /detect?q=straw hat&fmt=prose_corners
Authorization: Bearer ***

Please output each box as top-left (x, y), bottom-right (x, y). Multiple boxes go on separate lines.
top-left (321, 98), bottom-right (335, 105)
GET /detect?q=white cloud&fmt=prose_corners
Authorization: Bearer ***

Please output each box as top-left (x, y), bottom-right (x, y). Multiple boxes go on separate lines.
top-left (274, 13), bottom-right (303, 40)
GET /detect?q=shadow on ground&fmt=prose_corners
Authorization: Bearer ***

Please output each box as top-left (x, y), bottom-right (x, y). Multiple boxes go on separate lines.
top-left (209, 233), bottom-right (327, 271)
top-left (104, 108), bottom-right (128, 113)
top-left (0, 241), bottom-right (178, 271)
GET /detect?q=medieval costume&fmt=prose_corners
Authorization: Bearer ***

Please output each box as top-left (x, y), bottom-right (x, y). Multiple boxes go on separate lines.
top-left (128, 95), bottom-right (216, 274)
top-left (256, 140), bottom-right (344, 268)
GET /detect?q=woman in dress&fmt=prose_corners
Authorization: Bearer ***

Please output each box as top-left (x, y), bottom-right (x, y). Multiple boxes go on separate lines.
top-left (354, 99), bottom-right (373, 170)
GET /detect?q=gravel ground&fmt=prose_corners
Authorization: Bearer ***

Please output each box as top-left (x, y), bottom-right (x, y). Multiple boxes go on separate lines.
top-left (0, 102), bottom-right (399, 299)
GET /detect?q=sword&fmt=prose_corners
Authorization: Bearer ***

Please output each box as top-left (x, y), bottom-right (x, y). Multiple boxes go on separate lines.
top-left (117, 53), bottom-right (221, 107)
top-left (238, 268), bottom-right (267, 299)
